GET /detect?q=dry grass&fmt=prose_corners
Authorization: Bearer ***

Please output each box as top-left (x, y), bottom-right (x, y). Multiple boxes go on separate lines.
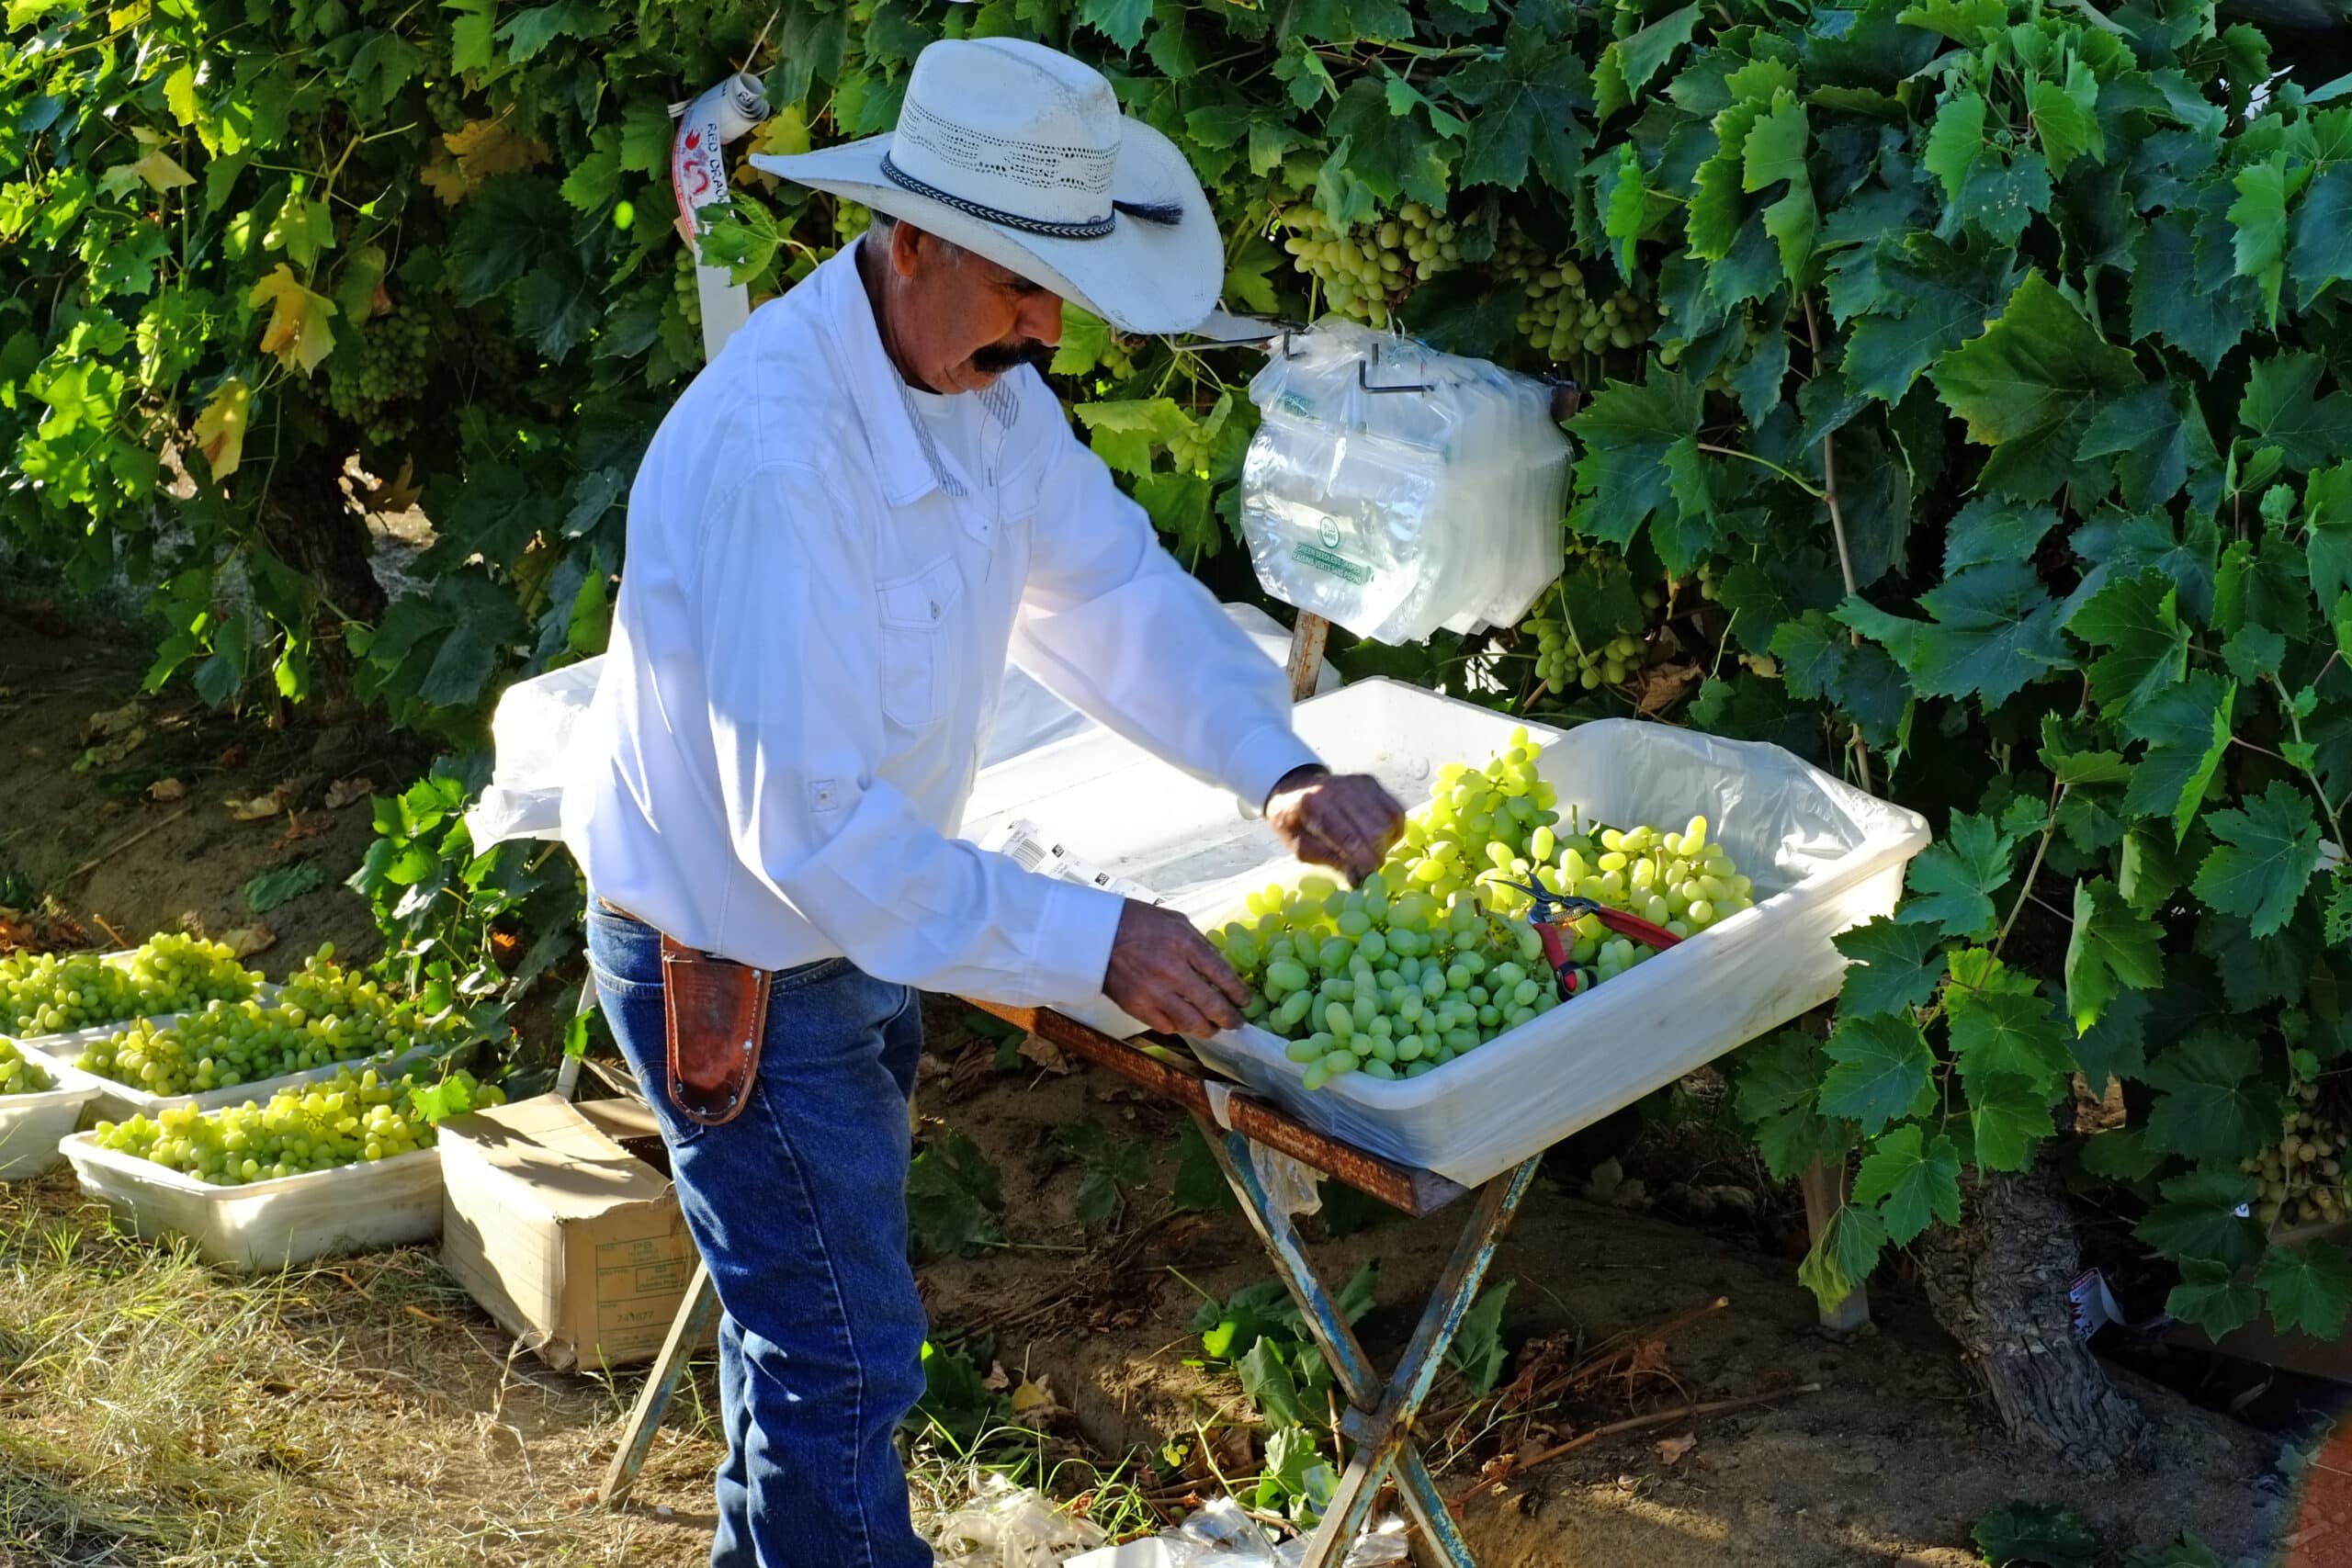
top-left (0, 1172), bottom-right (729, 1568)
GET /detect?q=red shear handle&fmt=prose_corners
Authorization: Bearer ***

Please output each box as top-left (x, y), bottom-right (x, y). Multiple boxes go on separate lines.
top-left (1591, 906), bottom-right (1683, 950)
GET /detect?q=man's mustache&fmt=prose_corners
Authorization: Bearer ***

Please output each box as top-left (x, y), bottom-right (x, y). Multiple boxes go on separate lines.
top-left (971, 339), bottom-right (1056, 375)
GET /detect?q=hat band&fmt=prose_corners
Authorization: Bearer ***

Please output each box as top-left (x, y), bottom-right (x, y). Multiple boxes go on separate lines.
top-left (880, 152), bottom-right (1180, 241)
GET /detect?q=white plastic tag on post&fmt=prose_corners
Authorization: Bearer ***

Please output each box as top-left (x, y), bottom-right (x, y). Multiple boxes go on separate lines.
top-left (1203, 1082), bottom-right (1323, 1223)
top-left (669, 72), bottom-right (771, 361)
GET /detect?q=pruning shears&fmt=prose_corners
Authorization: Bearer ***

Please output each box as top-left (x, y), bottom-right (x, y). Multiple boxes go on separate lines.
top-left (1482, 876), bottom-right (1683, 1001)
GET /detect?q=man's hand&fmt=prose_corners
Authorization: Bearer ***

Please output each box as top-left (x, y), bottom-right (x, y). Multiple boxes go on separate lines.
top-left (1266, 765), bottom-right (1407, 886)
top-left (1102, 900), bottom-right (1251, 1038)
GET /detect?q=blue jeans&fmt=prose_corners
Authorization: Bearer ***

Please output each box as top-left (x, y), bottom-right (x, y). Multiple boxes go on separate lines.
top-left (586, 902), bottom-right (932, 1568)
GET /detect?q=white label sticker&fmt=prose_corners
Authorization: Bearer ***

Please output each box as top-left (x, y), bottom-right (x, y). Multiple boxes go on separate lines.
top-left (979, 818), bottom-right (1164, 906)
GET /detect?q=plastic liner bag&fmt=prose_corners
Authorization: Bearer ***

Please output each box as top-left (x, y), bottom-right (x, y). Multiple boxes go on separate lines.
top-left (1239, 321), bottom-right (1569, 646)
top-left (1065, 1497), bottom-right (1408, 1567)
top-left (461, 604), bottom-right (1340, 855)
top-left (464, 657), bottom-right (607, 850)
top-left (930, 1477), bottom-right (1107, 1568)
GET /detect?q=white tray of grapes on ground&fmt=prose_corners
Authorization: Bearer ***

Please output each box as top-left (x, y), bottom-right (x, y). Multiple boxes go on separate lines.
top-left (0, 935), bottom-right (275, 1061)
top-left (959, 679), bottom-right (1930, 1187)
top-left (23, 947), bottom-right (466, 1126)
top-left (59, 1065), bottom-right (505, 1271)
top-left (0, 1039), bottom-right (106, 1180)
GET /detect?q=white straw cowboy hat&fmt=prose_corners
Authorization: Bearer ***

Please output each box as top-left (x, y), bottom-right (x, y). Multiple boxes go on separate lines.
top-left (751, 39), bottom-right (1225, 336)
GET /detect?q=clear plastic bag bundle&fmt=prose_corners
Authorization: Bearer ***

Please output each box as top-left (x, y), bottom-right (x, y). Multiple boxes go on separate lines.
top-left (1239, 321), bottom-right (1570, 646)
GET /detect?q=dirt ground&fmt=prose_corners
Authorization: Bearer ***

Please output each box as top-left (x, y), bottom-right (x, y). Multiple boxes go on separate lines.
top-left (0, 595), bottom-right (2324, 1567)
top-left (0, 599), bottom-right (395, 976)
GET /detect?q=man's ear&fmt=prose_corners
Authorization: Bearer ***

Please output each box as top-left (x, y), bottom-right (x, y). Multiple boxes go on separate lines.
top-left (889, 218), bottom-right (927, 278)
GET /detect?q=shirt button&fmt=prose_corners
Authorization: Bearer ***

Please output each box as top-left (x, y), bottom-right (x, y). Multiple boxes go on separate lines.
top-left (929, 601), bottom-right (939, 620)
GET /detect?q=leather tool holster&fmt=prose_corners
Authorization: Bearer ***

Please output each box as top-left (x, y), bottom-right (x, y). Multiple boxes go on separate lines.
top-left (659, 935), bottom-right (771, 1126)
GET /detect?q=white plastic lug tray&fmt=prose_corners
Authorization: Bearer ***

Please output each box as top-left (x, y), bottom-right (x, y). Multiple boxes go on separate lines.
top-left (960, 679), bottom-right (1931, 1188)
top-left (0, 1058), bottom-right (106, 1180)
top-left (22, 1027), bottom-right (452, 1127)
top-left (59, 1133), bottom-right (444, 1271)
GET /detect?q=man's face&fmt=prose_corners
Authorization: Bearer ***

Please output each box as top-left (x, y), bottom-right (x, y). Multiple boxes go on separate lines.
top-left (879, 220), bottom-right (1065, 394)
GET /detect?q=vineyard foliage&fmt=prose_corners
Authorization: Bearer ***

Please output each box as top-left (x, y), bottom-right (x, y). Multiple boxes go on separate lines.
top-left (6, 0), bottom-right (2352, 1334)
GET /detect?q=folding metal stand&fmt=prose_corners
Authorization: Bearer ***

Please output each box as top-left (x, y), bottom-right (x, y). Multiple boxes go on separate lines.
top-left (595, 998), bottom-right (1532, 1566)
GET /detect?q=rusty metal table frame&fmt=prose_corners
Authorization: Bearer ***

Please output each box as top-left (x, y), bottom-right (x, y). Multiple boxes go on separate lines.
top-left (595, 998), bottom-right (1535, 1568)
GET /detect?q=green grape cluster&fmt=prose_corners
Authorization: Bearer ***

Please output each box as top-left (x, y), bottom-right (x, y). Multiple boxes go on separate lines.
top-left (0, 1038), bottom-right (52, 1097)
top-left (1542, 813), bottom-right (1757, 953)
top-left (673, 245), bottom-right (703, 328)
top-left (323, 307), bottom-right (432, 446)
top-left (1495, 229), bottom-right (1657, 362)
top-left (1207, 731), bottom-right (1569, 1090)
top-left (2243, 1079), bottom-right (2344, 1228)
top-left (75, 946), bottom-right (456, 1097)
top-left (1523, 615), bottom-right (1647, 694)
top-left (1204, 733), bottom-right (1761, 1091)
top-left (1, 934), bottom-right (256, 1037)
top-left (93, 1066), bottom-right (506, 1186)
top-left (1279, 201), bottom-right (1459, 328)
top-left (424, 82), bottom-right (467, 132)
top-left (832, 198), bottom-right (872, 246)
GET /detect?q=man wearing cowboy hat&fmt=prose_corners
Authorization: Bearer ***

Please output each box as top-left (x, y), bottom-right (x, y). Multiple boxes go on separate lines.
top-left (562, 36), bottom-right (1405, 1565)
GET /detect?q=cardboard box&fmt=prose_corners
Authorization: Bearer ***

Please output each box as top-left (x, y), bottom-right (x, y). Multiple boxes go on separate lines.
top-left (438, 1094), bottom-right (715, 1371)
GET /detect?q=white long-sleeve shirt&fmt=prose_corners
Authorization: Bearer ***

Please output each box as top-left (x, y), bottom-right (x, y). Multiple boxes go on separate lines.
top-left (560, 246), bottom-right (1321, 1004)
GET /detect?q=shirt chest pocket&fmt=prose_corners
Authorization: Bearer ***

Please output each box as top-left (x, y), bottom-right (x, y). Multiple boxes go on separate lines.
top-left (876, 557), bottom-right (965, 729)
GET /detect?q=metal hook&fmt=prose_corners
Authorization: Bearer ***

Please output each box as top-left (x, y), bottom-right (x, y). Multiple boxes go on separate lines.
top-left (1359, 343), bottom-right (1432, 394)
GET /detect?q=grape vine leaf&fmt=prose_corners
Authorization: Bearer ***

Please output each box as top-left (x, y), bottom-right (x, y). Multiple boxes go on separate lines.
top-left (2144, 1030), bottom-right (2278, 1165)
top-left (1942, 498), bottom-right (2060, 575)
top-left (448, 0), bottom-right (499, 74)
top-left (2079, 1124), bottom-right (2160, 1182)
top-left (1972, 1502), bottom-right (2100, 1568)
top-left (1834, 918), bottom-right (1949, 1018)
top-left (1948, 987), bottom-right (2073, 1090)
top-left (2129, 211), bottom-right (2251, 375)
top-left (2303, 464), bottom-right (2352, 604)
top-left (2259, 1241), bottom-right (2352, 1339)
top-left (2236, 352), bottom-right (2352, 473)
top-left (1449, 23), bottom-right (1593, 192)
top-left (191, 378), bottom-right (250, 483)
top-left (246, 265), bottom-right (337, 375)
top-left (2026, 58), bottom-right (2104, 175)
top-left (1928, 273), bottom-right (2142, 499)
top-left (1603, 4), bottom-right (1700, 109)
top-left (1838, 560), bottom-right (2067, 708)
top-left (1967, 1073), bottom-right (2055, 1171)
top-left (447, 176), bottom-right (568, 302)
top-left (243, 861), bottom-right (323, 914)
top-left (1325, 81), bottom-right (1452, 207)
top-left (2120, 673), bottom-right (2235, 840)
top-left (1921, 88), bottom-right (1984, 202)
top-left (2227, 151), bottom-right (2291, 327)
top-left (2068, 986), bottom-right (2149, 1095)
top-left (2076, 383), bottom-right (2211, 513)
top-left (514, 256), bottom-right (598, 362)
top-left (2167, 1259), bottom-right (2260, 1340)
top-left (1851, 1123), bottom-right (1962, 1245)
top-left (497, 1), bottom-right (611, 63)
top-left (1798, 1201), bottom-right (1885, 1309)
top-left (2290, 164), bottom-right (2352, 306)
top-left (2064, 877), bottom-right (2164, 1035)
top-left (1734, 1029), bottom-right (1826, 1122)
top-left (1819, 1012), bottom-right (1935, 1134)
top-left (2192, 781), bottom-right (2326, 938)
top-left (1895, 810), bottom-right (2018, 939)
top-left (1840, 234), bottom-right (2021, 404)
top-left (2064, 570), bottom-right (2189, 717)
top-left (1566, 372), bottom-right (1703, 547)
top-left (2134, 1169), bottom-right (2262, 1270)
top-left (263, 194), bottom-right (334, 270)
